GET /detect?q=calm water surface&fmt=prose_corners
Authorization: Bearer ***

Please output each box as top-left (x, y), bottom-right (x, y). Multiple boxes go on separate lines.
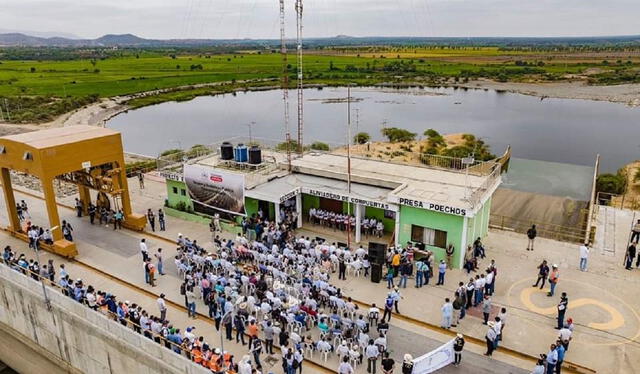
top-left (108, 87), bottom-right (640, 172)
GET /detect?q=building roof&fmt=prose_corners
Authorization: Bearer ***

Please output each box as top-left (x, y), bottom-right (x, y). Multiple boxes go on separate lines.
top-left (290, 153), bottom-right (501, 216)
top-left (1, 125), bottom-right (118, 150)
top-left (247, 173), bottom-right (396, 210)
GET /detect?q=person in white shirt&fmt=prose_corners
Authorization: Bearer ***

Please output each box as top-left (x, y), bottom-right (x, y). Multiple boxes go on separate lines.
top-left (139, 239), bottom-right (149, 261)
top-left (365, 339), bottom-right (380, 374)
top-left (336, 340), bottom-right (350, 359)
top-left (546, 344), bottom-right (558, 372)
top-left (579, 242), bottom-right (590, 272)
top-left (157, 294), bottom-right (167, 321)
top-left (338, 356), bottom-right (354, 374)
top-left (531, 358), bottom-right (546, 374)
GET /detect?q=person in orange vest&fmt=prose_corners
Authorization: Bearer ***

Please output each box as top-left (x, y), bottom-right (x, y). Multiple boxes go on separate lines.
top-left (191, 345), bottom-right (203, 365)
top-left (548, 265), bottom-right (560, 297)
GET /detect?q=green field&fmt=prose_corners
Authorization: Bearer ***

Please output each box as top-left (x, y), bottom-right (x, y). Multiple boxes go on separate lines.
top-left (0, 48), bottom-right (638, 123)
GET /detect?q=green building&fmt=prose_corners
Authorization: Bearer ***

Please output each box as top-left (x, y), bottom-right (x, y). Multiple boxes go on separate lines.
top-left (163, 151), bottom-right (501, 269)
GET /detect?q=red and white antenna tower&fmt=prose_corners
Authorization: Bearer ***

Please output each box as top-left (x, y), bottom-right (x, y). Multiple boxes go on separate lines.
top-left (279, 0), bottom-right (292, 170)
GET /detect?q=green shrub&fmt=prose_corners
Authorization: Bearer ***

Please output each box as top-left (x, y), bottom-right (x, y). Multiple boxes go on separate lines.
top-left (354, 132), bottom-right (371, 144)
top-left (381, 127), bottom-right (416, 143)
top-left (175, 201), bottom-right (187, 212)
top-left (310, 142), bottom-right (330, 151)
top-left (596, 173), bottom-right (626, 195)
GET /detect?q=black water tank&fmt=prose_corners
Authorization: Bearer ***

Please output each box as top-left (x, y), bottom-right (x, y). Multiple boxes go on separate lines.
top-left (248, 146), bottom-right (262, 165)
top-left (220, 142), bottom-right (234, 160)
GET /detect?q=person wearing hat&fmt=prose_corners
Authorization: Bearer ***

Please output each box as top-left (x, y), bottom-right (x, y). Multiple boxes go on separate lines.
top-left (401, 354), bottom-right (414, 374)
top-left (157, 294), bottom-right (167, 322)
top-left (484, 321), bottom-right (497, 356)
top-left (453, 334), bottom-right (465, 366)
top-left (548, 265), bottom-right (560, 297)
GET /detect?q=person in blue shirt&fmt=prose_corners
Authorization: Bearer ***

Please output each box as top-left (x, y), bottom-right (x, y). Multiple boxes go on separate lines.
top-left (555, 340), bottom-right (566, 373)
top-left (116, 302), bottom-right (127, 325)
top-left (437, 260), bottom-right (447, 285)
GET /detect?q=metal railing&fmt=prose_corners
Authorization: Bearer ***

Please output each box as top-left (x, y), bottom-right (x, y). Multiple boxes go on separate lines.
top-left (489, 213), bottom-right (589, 243)
top-left (468, 162), bottom-right (502, 208)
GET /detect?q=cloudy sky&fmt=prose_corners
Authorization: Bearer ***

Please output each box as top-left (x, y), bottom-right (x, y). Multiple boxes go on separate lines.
top-left (1, 0), bottom-right (638, 39)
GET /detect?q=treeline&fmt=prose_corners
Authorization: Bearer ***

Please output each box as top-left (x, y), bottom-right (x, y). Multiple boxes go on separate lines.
top-left (0, 94), bottom-right (98, 123)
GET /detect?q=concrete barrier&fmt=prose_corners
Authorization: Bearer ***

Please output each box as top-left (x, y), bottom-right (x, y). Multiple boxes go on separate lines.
top-left (0, 264), bottom-right (210, 374)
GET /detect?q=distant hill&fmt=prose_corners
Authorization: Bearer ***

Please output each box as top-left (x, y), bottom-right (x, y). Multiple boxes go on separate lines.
top-left (0, 32), bottom-right (639, 48)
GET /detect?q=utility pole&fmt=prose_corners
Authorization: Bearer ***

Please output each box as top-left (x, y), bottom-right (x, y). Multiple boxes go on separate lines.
top-left (247, 121), bottom-right (255, 144)
top-left (295, 0), bottom-right (304, 153)
top-left (346, 86), bottom-right (352, 249)
top-left (279, 0), bottom-right (292, 171)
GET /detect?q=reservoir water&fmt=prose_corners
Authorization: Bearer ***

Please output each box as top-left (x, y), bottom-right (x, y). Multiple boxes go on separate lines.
top-left (107, 86), bottom-right (640, 172)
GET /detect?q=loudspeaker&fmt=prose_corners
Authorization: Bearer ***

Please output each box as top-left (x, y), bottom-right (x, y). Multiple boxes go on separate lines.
top-left (370, 263), bottom-right (383, 283)
top-left (368, 242), bottom-right (386, 265)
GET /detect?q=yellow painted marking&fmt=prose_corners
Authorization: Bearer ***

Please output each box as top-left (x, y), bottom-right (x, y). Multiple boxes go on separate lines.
top-left (520, 287), bottom-right (625, 330)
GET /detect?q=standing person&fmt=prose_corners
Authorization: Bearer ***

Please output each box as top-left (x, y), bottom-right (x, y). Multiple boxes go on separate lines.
top-left (158, 209), bottom-right (166, 231)
top-left (338, 356), bottom-right (354, 374)
top-left (385, 267), bottom-right (394, 289)
top-left (147, 261), bottom-right (156, 287)
top-left (380, 352), bottom-right (394, 374)
top-left (441, 298), bottom-right (453, 329)
top-left (155, 248), bottom-right (165, 275)
top-left (382, 294), bottom-right (393, 322)
top-left (453, 334), bottom-right (465, 366)
top-left (234, 314), bottom-right (246, 345)
top-left (147, 209), bottom-right (156, 232)
top-left (414, 259), bottom-right (425, 288)
top-left (114, 210), bottom-right (123, 230)
top-left (88, 203), bottom-right (96, 224)
top-left (16, 203), bottom-right (24, 221)
top-left (20, 200), bottom-right (29, 219)
top-left (533, 260), bottom-right (550, 289)
top-left (140, 239), bottom-right (149, 262)
top-left (250, 337), bottom-right (263, 370)
top-left (482, 294), bottom-right (492, 325)
top-left (365, 339), bottom-right (379, 374)
top-left (532, 358), bottom-right (546, 374)
top-left (579, 243), bottom-right (590, 272)
top-left (398, 260), bottom-right (411, 288)
top-left (497, 307), bottom-right (507, 340)
top-left (186, 287), bottom-right (196, 318)
top-left (527, 224), bottom-right (537, 251)
top-left (436, 260), bottom-right (446, 285)
top-left (138, 171), bottom-right (145, 189)
top-left (546, 344), bottom-right (558, 374)
top-left (390, 287), bottom-right (403, 314)
top-left (548, 265), bottom-right (560, 297)
top-left (556, 293), bottom-right (568, 330)
top-left (555, 339), bottom-right (566, 374)
top-left (264, 321), bottom-right (275, 354)
top-left (625, 242), bottom-right (637, 270)
top-left (143, 260), bottom-right (151, 284)
top-left (338, 255), bottom-right (347, 280)
top-left (484, 321), bottom-right (497, 357)
top-left (157, 294), bottom-right (167, 322)
top-left (631, 219), bottom-right (640, 243)
top-left (446, 244), bottom-right (455, 269)
top-left (75, 198), bottom-right (83, 217)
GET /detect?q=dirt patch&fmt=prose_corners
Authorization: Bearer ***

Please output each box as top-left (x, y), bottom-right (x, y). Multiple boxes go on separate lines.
top-left (332, 133), bottom-right (467, 165)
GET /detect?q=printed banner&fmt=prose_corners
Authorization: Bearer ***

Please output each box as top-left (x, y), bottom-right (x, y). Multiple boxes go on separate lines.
top-left (184, 164), bottom-right (246, 216)
top-left (411, 339), bottom-right (455, 374)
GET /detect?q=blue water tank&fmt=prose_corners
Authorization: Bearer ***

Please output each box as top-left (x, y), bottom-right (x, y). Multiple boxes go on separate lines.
top-left (234, 144), bottom-right (248, 162)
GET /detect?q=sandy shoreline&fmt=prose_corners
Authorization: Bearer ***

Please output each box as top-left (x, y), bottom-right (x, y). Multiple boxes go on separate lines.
top-left (0, 79), bottom-right (638, 137)
top-left (456, 79), bottom-right (640, 107)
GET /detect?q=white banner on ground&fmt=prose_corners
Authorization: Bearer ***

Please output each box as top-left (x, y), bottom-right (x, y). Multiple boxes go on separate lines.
top-left (183, 164), bottom-right (246, 215)
top-left (411, 339), bottom-right (455, 374)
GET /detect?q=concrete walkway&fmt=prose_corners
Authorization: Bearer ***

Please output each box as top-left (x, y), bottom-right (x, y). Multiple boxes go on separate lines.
top-left (0, 178), bottom-right (534, 374)
top-left (5, 175), bottom-right (640, 373)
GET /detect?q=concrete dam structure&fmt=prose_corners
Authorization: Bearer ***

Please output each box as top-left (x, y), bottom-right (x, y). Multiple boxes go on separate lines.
top-left (0, 264), bottom-right (209, 374)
